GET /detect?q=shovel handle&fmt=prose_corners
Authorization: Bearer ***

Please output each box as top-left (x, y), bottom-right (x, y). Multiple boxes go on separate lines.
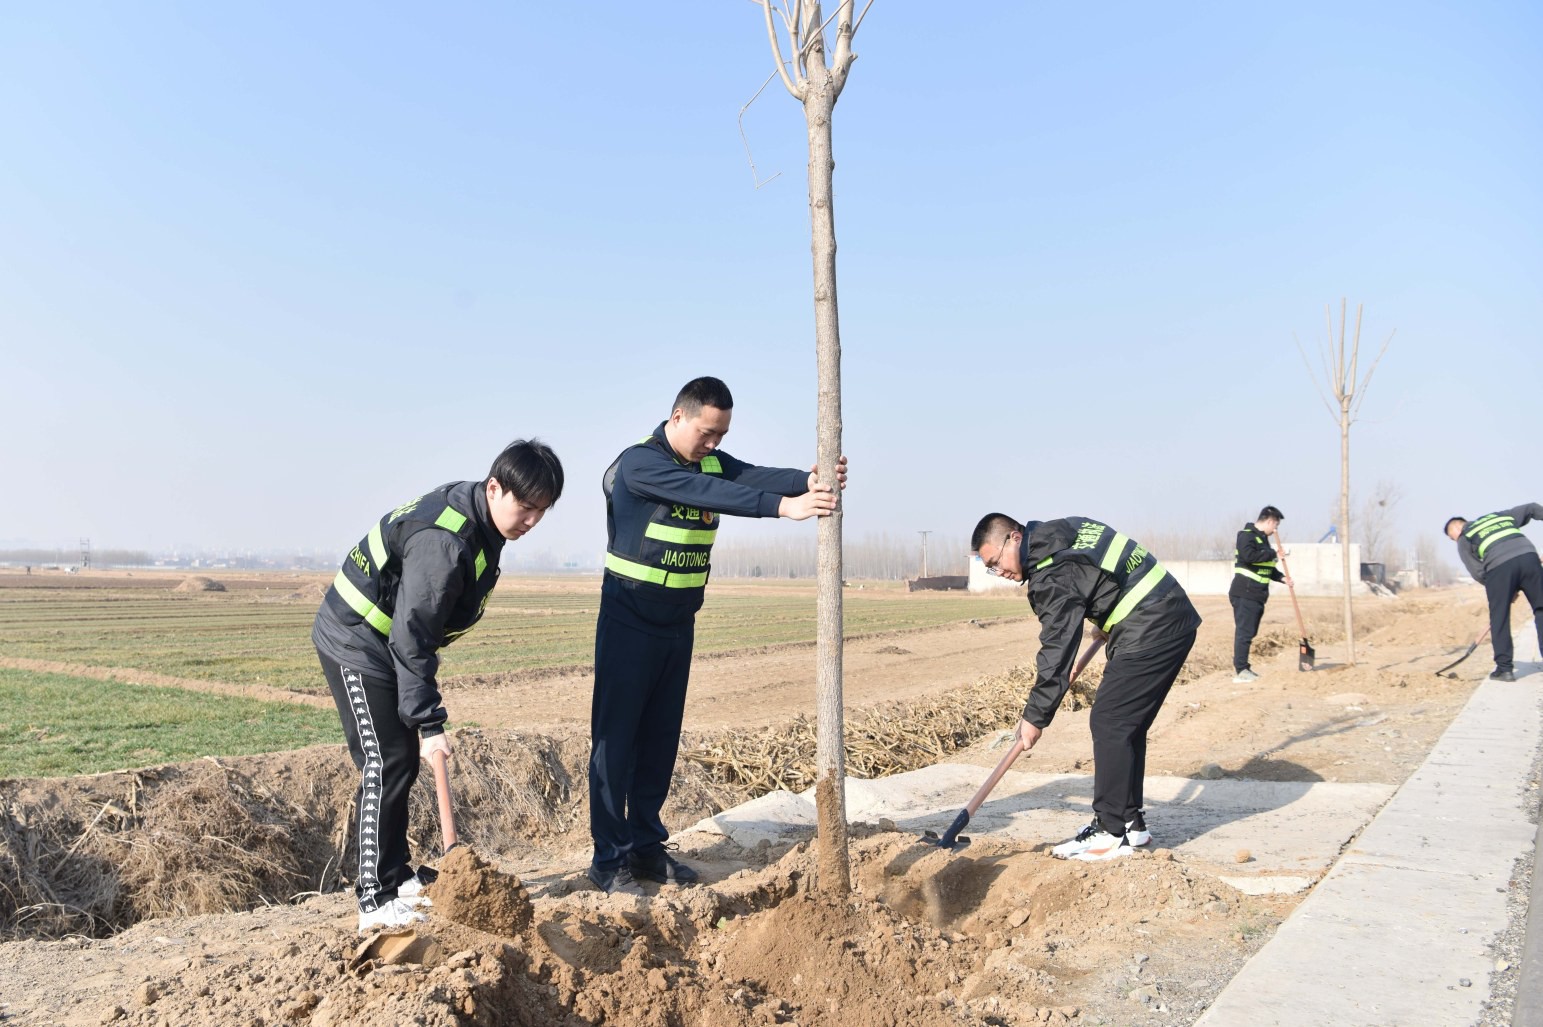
top-left (966, 634), bottom-right (1107, 818)
top-left (429, 748), bottom-right (459, 854)
top-left (1274, 532), bottom-right (1310, 639)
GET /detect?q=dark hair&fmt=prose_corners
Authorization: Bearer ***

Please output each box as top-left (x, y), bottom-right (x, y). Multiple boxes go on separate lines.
top-left (488, 439), bottom-right (564, 508)
top-left (673, 376), bottom-right (734, 416)
top-left (1444, 516), bottom-right (1467, 535)
top-left (971, 512), bottom-right (1022, 552)
top-left (1258, 506), bottom-right (1284, 522)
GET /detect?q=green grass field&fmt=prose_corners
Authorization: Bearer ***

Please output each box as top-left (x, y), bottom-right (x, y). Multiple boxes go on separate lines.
top-left (0, 573), bottom-right (1028, 776)
top-left (0, 667), bottom-right (342, 777)
top-left (0, 574), bottom-right (1027, 693)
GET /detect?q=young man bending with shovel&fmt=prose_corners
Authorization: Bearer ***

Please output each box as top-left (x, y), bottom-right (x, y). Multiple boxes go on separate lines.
top-left (313, 440), bottom-right (564, 931)
top-left (1445, 503), bottom-right (1543, 682)
top-left (972, 513), bottom-right (1201, 861)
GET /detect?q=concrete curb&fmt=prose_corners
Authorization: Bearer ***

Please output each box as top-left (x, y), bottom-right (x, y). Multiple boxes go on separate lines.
top-left (1195, 674), bottom-right (1543, 1026)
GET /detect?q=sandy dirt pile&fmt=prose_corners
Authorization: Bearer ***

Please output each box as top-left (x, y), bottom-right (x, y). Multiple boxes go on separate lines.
top-left (5, 832), bottom-right (1263, 1026)
top-left (171, 575), bottom-right (226, 592)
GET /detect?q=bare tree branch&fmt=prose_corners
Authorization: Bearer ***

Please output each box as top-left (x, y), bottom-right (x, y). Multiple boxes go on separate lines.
top-left (738, 71), bottom-right (785, 189)
top-left (1351, 329), bottom-right (1397, 419)
top-left (1294, 333), bottom-right (1341, 425)
top-left (852, 0), bottom-right (875, 37)
top-left (759, 0), bottom-right (804, 99)
top-left (831, 0), bottom-right (858, 94)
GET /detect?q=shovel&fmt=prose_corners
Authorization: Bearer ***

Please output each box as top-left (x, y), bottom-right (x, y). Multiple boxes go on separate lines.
top-left (429, 748), bottom-right (461, 855)
top-left (1435, 626), bottom-right (1491, 678)
top-left (1274, 534), bottom-right (1314, 671)
top-left (920, 634), bottom-right (1106, 851)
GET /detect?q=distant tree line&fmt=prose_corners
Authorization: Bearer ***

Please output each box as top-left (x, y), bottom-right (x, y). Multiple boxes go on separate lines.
top-left (712, 531), bottom-right (970, 580)
top-left (0, 549), bottom-right (152, 567)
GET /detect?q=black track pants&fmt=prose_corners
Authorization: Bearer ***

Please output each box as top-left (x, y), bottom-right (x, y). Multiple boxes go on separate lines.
top-left (589, 611), bottom-right (693, 870)
top-left (1230, 593), bottom-right (1265, 673)
top-left (317, 651), bottom-right (420, 912)
top-left (1089, 630), bottom-right (1197, 836)
top-left (1486, 558), bottom-right (1543, 674)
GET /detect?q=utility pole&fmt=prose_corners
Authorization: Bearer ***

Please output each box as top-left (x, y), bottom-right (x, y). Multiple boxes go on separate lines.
top-left (918, 530), bottom-right (931, 579)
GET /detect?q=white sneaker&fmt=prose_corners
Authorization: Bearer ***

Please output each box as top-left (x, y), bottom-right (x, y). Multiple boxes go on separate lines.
top-left (358, 898), bottom-right (427, 933)
top-left (1069, 830), bottom-right (1133, 862)
top-left (1232, 669), bottom-right (1259, 683)
top-left (1125, 811), bottom-right (1152, 847)
top-left (1052, 819), bottom-right (1106, 858)
top-left (396, 873), bottom-right (434, 906)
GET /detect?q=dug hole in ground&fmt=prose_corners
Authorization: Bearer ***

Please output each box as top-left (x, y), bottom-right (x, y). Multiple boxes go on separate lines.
top-left (0, 588), bottom-right (1518, 1026)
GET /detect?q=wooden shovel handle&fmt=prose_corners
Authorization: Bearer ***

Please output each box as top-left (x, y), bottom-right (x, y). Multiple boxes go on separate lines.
top-left (429, 748), bottom-right (459, 854)
top-left (1274, 532), bottom-right (1310, 639)
top-left (966, 635), bottom-right (1107, 817)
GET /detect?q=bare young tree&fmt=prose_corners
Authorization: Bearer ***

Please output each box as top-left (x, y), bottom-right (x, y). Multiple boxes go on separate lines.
top-left (753, 0), bottom-right (872, 895)
top-left (1299, 299), bottom-right (1395, 665)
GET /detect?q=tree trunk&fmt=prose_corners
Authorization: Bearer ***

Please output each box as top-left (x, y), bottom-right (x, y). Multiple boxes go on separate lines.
top-left (804, 67), bottom-right (850, 896)
top-left (1339, 403), bottom-right (1355, 664)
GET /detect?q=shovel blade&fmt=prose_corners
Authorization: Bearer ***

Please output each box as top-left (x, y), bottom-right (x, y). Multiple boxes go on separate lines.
top-left (919, 809), bottom-right (971, 851)
top-left (1299, 639), bottom-right (1315, 672)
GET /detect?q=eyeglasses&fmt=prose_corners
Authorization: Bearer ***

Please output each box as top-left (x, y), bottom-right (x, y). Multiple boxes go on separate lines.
top-left (984, 533), bottom-right (1016, 576)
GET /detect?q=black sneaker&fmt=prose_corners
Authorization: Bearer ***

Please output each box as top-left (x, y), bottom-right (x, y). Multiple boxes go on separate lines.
top-left (586, 863), bottom-right (644, 896)
top-left (1491, 669), bottom-right (1517, 682)
top-left (628, 846), bottom-right (699, 885)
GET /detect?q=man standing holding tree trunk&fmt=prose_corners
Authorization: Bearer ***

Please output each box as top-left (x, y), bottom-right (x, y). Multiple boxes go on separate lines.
top-left (588, 377), bottom-right (846, 894)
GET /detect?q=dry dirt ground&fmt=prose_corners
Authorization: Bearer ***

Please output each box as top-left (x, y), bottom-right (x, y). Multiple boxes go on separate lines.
top-left (0, 585), bottom-right (1519, 1027)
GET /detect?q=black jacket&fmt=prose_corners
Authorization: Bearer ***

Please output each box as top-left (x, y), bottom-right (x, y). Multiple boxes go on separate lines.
top-left (312, 479), bottom-right (505, 735)
top-left (601, 422), bottom-right (809, 634)
top-left (1228, 523), bottom-right (1285, 599)
top-left (1020, 517), bottom-right (1201, 728)
top-left (1455, 504), bottom-right (1543, 583)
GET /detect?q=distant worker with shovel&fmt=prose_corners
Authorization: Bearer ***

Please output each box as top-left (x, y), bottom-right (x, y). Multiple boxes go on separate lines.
top-left (1445, 503), bottom-right (1543, 682)
top-left (1229, 505), bottom-right (1292, 684)
top-left (972, 514), bottom-right (1201, 861)
top-left (312, 440), bottom-right (565, 931)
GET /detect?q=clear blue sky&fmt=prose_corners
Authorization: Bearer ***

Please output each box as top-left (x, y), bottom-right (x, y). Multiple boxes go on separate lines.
top-left (2, 2), bottom-right (1539, 566)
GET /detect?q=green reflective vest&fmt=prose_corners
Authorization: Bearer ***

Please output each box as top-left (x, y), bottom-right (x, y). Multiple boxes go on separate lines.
top-left (1233, 533), bottom-right (1278, 585)
top-left (1464, 513), bottom-right (1524, 560)
top-left (603, 436), bottom-right (723, 591)
top-left (1033, 518), bottom-right (1172, 631)
top-left (326, 482), bottom-right (496, 643)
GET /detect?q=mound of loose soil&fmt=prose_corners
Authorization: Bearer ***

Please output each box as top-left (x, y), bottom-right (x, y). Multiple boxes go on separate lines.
top-left (172, 575), bottom-right (226, 592)
top-left (0, 833), bottom-right (1272, 1026)
top-left (430, 845), bottom-right (533, 935)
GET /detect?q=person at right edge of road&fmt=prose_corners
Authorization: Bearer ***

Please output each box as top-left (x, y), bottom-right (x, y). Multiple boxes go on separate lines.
top-left (972, 513), bottom-right (1202, 862)
top-left (1445, 503), bottom-right (1543, 682)
top-left (1228, 505), bottom-right (1292, 684)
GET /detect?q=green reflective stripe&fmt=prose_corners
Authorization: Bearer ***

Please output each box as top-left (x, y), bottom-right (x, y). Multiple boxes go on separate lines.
top-left (435, 507), bottom-right (468, 532)
top-left (1099, 533), bottom-right (1130, 573)
top-left (1036, 556), bottom-right (1054, 569)
top-left (1466, 514), bottom-right (1506, 534)
top-left (607, 553), bottom-right (667, 585)
top-left (1234, 567), bottom-right (1271, 584)
top-left (474, 550), bottom-right (488, 579)
top-left (645, 523), bottom-right (718, 545)
top-left (366, 523), bottom-right (387, 569)
top-left (332, 571), bottom-right (392, 636)
top-left (1477, 528), bottom-right (1523, 559)
top-left (700, 455), bottom-right (723, 475)
top-left (605, 553), bottom-right (708, 589)
top-left (1104, 565), bottom-right (1169, 631)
